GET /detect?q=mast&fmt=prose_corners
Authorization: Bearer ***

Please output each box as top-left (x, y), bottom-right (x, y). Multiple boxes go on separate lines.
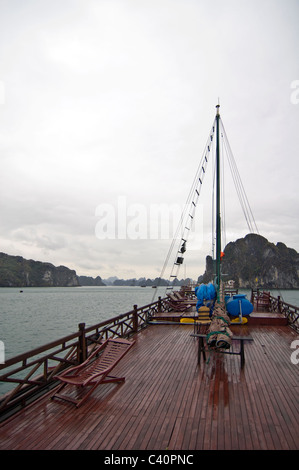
top-left (215, 104), bottom-right (221, 301)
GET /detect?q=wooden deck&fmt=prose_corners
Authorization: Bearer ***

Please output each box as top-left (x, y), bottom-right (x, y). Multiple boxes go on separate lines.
top-left (0, 322), bottom-right (298, 451)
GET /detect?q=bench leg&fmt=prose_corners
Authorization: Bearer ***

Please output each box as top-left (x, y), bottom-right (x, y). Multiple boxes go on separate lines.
top-left (198, 336), bottom-right (206, 365)
top-left (240, 340), bottom-right (245, 368)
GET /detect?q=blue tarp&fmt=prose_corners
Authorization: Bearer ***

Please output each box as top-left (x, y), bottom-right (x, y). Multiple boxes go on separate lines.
top-left (195, 283), bottom-right (216, 312)
top-left (225, 294), bottom-right (253, 316)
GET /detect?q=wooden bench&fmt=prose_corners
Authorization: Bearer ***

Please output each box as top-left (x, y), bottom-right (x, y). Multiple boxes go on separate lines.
top-left (191, 333), bottom-right (253, 368)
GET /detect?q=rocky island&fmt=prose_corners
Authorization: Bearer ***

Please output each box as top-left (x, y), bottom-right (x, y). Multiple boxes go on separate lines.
top-left (0, 253), bottom-right (79, 287)
top-left (0, 234), bottom-right (298, 289)
top-left (201, 234), bottom-right (299, 289)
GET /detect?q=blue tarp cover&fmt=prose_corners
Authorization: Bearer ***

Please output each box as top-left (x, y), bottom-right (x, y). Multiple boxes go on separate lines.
top-left (195, 283), bottom-right (216, 311)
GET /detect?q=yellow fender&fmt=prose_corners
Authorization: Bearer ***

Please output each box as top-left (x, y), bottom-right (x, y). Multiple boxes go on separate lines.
top-left (231, 317), bottom-right (248, 324)
top-left (180, 318), bottom-right (198, 324)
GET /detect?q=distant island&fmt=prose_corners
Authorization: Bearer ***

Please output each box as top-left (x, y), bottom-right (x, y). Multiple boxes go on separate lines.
top-left (78, 275), bottom-right (106, 286)
top-left (99, 277), bottom-right (192, 287)
top-left (0, 234), bottom-right (298, 288)
top-left (0, 252), bottom-right (79, 287)
top-left (0, 253), bottom-right (188, 288)
top-left (200, 233), bottom-right (299, 289)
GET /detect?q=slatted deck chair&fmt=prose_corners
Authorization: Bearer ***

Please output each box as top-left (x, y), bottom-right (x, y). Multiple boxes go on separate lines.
top-left (166, 293), bottom-right (192, 312)
top-left (166, 299), bottom-right (192, 312)
top-left (172, 292), bottom-right (187, 301)
top-left (51, 337), bottom-right (135, 408)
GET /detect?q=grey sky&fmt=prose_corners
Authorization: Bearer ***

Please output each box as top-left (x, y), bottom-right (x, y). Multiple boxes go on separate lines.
top-left (0, 0), bottom-right (298, 280)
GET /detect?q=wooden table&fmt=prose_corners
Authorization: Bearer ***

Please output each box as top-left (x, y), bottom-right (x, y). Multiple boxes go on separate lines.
top-left (191, 333), bottom-right (253, 368)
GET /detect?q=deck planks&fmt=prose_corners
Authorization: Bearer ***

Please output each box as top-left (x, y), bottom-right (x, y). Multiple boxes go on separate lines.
top-left (0, 323), bottom-right (298, 450)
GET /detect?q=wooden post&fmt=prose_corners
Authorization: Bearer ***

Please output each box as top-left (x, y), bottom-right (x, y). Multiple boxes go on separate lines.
top-left (133, 305), bottom-right (138, 333)
top-left (78, 323), bottom-right (87, 364)
top-left (158, 296), bottom-right (162, 313)
top-left (278, 296), bottom-right (281, 313)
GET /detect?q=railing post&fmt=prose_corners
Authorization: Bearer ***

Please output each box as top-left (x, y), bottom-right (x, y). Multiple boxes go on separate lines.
top-left (278, 296), bottom-right (281, 313)
top-left (158, 296), bottom-right (162, 313)
top-left (78, 323), bottom-right (87, 364)
top-left (133, 305), bottom-right (138, 333)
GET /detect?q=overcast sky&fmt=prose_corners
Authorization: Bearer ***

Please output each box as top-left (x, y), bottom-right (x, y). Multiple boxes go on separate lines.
top-left (0, 0), bottom-right (298, 281)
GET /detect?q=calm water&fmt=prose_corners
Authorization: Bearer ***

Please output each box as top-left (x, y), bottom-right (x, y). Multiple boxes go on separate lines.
top-left (0, 286), bottom-right (167, 361)
top-left (0, 286), bottom-right (299, 397)
top-left (1, 286), bottom-right (298, 361)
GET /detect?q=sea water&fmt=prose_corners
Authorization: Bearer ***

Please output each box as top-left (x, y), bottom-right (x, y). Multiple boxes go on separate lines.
top-left (0, 286), bottom-right (299, 397)
top-left (0, 286), bottom-right (167, 361)
top-left (1, 286), bottom-right (298, 361)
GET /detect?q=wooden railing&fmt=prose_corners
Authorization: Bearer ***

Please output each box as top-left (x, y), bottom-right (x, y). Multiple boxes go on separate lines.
top-left (251, 290), bottom-right (299, 332)
top-left (0, 297), bottom-right (167, 421)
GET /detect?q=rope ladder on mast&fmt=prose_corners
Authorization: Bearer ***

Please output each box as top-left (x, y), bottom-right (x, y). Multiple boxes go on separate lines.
top-left (154, 121), bottom-right (217, 296)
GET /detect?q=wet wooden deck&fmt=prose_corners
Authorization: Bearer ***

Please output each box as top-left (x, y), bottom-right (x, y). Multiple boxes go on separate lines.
top-left (0, 322), bottom-right (298, 450)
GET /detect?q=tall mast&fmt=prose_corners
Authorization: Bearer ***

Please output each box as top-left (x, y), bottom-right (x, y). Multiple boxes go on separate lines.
top-left (215, 104), bottom-right (221, 301)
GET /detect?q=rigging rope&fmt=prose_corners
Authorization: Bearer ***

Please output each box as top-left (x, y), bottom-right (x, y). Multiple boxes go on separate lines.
top-left (152, 111), bottom-right (259, 302)
top-left (221, 132), bottom-right (227, 249)
top-left (152, 120), bottom-right (217, 300)
top-left (220, 121), bottom-right (259, 235)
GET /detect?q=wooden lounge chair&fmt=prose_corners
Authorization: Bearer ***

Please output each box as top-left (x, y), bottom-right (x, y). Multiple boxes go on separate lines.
top-left (172, 292), bottom-right (188, 301)
top-left (166, 293), bottom-right (192, 312)
top-left (51, 337), bottom-right (135, 408)
top-left (166, 299), bottom-right (192, 312)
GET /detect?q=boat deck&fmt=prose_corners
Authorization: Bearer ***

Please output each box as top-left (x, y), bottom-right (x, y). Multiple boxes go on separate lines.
top-left (151, 307), bottom-right (289, 326)
top-left (0, 322), bottom-right (298, 450)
